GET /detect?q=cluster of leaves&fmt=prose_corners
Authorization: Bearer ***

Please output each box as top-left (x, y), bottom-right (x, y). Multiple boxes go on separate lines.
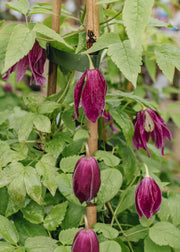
top-left (0, 0), bottom-right (180, 251)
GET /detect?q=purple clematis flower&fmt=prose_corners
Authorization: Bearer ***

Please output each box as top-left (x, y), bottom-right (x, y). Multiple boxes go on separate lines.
top-left (73, 155), bottom-right (101, 203)
top-left (74, 69), bottom-right (107, 123)
top-left (72, 228), bottom-right (99, 252)
top-left (135, 176), bottom-right (162, 219)
top-left (2, 40), bottom-right (46, 86)
top-left (132, 108), bottom-right (172, 157)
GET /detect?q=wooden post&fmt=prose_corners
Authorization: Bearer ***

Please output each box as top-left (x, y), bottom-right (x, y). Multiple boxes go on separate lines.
top-left (47, 0), bottom-right (61, 96)
top-left (86, 0), bottom-right (100, 228)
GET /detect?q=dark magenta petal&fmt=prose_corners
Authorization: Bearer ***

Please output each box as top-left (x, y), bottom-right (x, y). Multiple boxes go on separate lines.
top-left (28, 40), bottom-right (46, 85)
top-left (72, 156), bottom-right (101, 203)
top-left (73, 71), bottom-right (87, 120)
top-left (135, 177), bottom-right (162, 219)
top-left (16, 55), bottom-right (29, 83)
top-left (2, 64), bottom-right (17, 80)
top-left (81, 69), bottom-right (107, 122)
top-left (72, 229), bottom-right (99, 252)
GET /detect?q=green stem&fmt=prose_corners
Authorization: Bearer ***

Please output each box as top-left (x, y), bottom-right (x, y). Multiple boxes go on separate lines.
top-left (57, 72), bottom-right (74, 103)
top-left (111, 166), bottom-right (141, 226)
top-left (86, 54), bottom-right (94, 69)
top-left (107, 202), bottom-right (134, 252)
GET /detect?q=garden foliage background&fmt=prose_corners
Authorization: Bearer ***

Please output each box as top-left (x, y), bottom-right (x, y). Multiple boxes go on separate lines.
top-left (0, 0), bottom-right (180, 251)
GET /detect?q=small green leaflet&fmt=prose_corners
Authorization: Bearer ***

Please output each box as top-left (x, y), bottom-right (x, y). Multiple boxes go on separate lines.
top-left (94, 150), bottom-right (120, 167)
top-left (94, 223), bottom-right (119, 239)
top-left (123, 0), bottom-right (154, 46)
top-left (5, 0), bottom-right (29, 15)
top-left (3, 25), bottom-right (36, 73)
top-left (155, 43), bottom-right (180, 83)
top-left (0, 215), bottom-right (19, 245)
top-left (100, 241), bottom-right (122, 252)
top-left (107, 41), bottom-right (142, 87)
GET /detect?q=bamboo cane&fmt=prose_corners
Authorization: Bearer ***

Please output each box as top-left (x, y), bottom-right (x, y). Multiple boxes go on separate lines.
top-left (86, 0), bottom-right (100, 229)
top-left (47, 0), bottom-right (61, 96)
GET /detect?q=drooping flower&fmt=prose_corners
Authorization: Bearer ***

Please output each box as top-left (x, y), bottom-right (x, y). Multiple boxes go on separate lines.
top-left (2, 40), bottom-right (46, 86)
top-left (73, 69), bottom-right (107, 123)
top-left (73, 155), bottom-right (101, 203)
top-left (72, 222), bottom-right (99, 252)
top-left (135, 176), bottom-right (162, 219)
top-left (132, 108), bottom-right (172, 157)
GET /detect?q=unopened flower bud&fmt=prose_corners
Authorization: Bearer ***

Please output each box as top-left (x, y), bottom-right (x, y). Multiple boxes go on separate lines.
top-left (135, 176), bottom-right (162, 219)
top-left (73, 156), bottom-right (101, 203)
top-left (72, 228), bottom-right (99, 252)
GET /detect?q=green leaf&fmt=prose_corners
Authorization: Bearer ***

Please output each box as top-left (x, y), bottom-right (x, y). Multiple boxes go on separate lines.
top-left (0, 162), bottom-right (24, 187)
top-left (107, 41), bottom-right (142, 87)
top-left (117, 185), bottom-right (136, 215)
top-left (155, 44), bottom-right (180, 83)
top-left (0, 242), bottom-right (15, 252)
top-left (61, 203), bottom-right (86, 229)
top-left (25, 236), bottom-right (57, 252)
top-left (94, 151), bottom-right (120, 167)
top-left (0, 143), bottom-right (26, 168)
top-left (144, 236), bottom-right (171, 252)
top-left (73, 129), bottom-right (89, 141)
top-left (117, 140), bottom-right (137, 183)
top-left (59, 228), bottom-right (81, 245)
top-left (0, 215), bottom-right (19, 245)
top-left (14, 216), bottom-right (48, 245)
top-left (33, 23), bottom-right (73, 52)
top-left (56, 174), bottom-right (79, 204)
top-left (157, 197), bottom-right (170, 222)
top-left (97, 169), bottom-right (122, 206)
top-left (54, 246), bottom-right (71, 252)
top-left (94, 223), bottom-right (119, 239)
top-left (24, 166), bottom-right (42, 204)
top-left (0, 188), bottom-right (9, 216)
top-left (149, 222), bottom-right (180, 248)
top-left (85, 32), bottom-right (120, 54)
top-left (3, 25), bottom-right (36, 73)
top-left (148, 17), bottom-right (169, 27)
top-left (171, 113), bottom-right (180, 128)
top-left (44, 202), bottom-right (68, 231)
top-left (122, 225), bottom-right (148, 242)
top-left (15, 248), bottom-right (25, 252)
top-left (0, 24), bottom-right (17, 72)
top-left (36, 154), bottom-right (57, 196)
top-left (21, 201), bottom-right (44, 224)
top-left (33, 114), bottom-right (51, 133)
top-left (18, 113), bottom-right (34, 142)
top-left (110, 109), bottom-right (134, 145)
top-left (60, 156), bottom-right (80, 173)
top-left (168, 193), bottom-right (180, 226)
top-left (28, 7), bottom-right (54, 16)
top-left (37, 101), bottom-right (60, 114)
top-left (45, 133), bottom-right (66, 158)
top-left (8, 174), bottom-right (26, 205)
top-left (5, 0), bottom-right (29, 15)
top-left (100, 241), bottom-right (121, 252)
top-left (123, 0), bottom-right (154, 46)
top-left (144, 54), bottom-right (156, 82)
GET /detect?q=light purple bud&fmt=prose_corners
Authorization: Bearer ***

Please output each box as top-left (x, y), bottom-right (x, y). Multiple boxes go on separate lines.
top-left (72, 228), bottom-right (99, 252)
top-left (135, 177), bottom-right (162, 219)
top-left (72, 156), bottom-right (101, 203)
top-left (3, 83), bottom-right (12, 92)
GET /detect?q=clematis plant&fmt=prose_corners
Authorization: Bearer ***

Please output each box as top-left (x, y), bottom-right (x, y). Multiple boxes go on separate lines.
top-left (73, 55), bottom-right (107, 123)
top-left (132, 108), bottom-right (172, 157)
top-left (2, 40), bottom-right (46, 86)
top-left (135, 165), bottom-right (162, 219)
